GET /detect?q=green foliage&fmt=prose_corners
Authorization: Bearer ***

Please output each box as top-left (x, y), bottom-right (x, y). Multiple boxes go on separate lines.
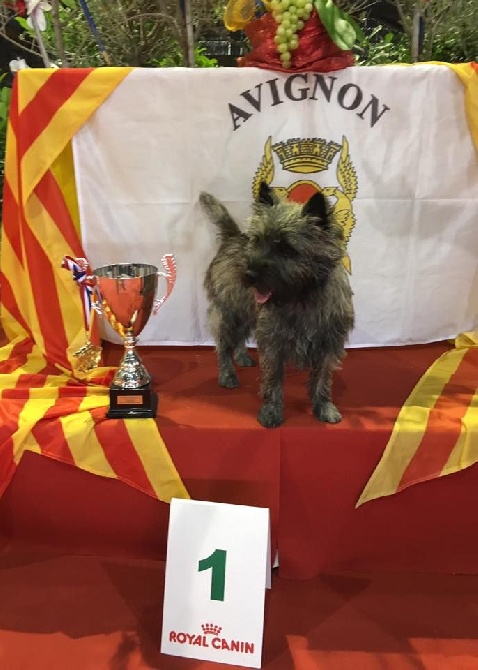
top-left (341, 0), bottom-right (478, 64)
top-left (425, 27), bottom-right (478, 64)
top-left (154, 45), bottom-right (218, 68)
top-left (15, 16), bottom-right (30, 32)
top-left (195, 47), bottom-right (218, 68)
top-left (355, 28), bottom-right (411, 65)
top-left (35, 0), bottom-right (225, 68)
top-left (0, 75), bottom-right (11, 211)
top-left (357, 23), bottom-right (477, 66)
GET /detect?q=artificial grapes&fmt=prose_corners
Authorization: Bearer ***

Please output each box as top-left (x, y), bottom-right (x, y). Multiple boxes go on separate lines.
top-left (270, 0), bottom-right (314, 67)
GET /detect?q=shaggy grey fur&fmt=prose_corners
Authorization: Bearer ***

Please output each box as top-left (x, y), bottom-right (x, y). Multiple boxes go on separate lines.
top-left (200, 183), bottom-right (354, 428)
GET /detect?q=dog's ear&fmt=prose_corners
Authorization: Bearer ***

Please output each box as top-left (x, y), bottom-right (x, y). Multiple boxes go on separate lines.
top-left (257, 182), bottom-right (276, 207)
top-left (302, 191), bottom-right (329, 228)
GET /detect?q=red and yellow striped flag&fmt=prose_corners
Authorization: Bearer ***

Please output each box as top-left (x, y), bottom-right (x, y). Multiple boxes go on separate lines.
top-left (358, 62), bottom-right (478, 506)
top-left (358, 334), bottom-right (478, 505)
top-left (0, 68), bottom-right (189, 503)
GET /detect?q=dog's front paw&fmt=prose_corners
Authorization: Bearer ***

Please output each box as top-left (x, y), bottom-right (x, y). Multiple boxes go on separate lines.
top-left (258, 403), bottom-right (284, 428)
top-left (313, 401), bottom-right (342, 424)
top-left (234, 351), bottom-right (256, 368)
top-left (219, 369), bottom-right (239, 389)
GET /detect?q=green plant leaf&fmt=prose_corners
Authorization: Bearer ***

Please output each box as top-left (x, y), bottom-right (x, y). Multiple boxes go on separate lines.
top-left (15, 16), bottom-right (33, 33)
top-left (346, 15), bottom-right (366, 44)
top-left (314, 0), bottom-right (360, 51)
top-left (1, 88), bottom-right (11, 105)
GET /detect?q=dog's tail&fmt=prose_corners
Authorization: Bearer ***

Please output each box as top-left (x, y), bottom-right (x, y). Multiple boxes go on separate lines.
top-left (199, 192), bottom-right (242, 242)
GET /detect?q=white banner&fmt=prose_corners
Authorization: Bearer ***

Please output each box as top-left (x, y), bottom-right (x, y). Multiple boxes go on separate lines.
top-left (74, 65), bottom-right (478, 347)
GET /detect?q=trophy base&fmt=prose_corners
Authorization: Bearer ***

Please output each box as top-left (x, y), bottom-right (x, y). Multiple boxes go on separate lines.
top-left (107, 384), bottom-right (158, 419)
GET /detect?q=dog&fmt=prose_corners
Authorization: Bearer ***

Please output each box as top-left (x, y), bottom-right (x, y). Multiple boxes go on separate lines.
top-left (200, 182), bottom-right (354, 428)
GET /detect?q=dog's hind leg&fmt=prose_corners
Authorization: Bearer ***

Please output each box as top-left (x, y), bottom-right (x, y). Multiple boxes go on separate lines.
top-left (309, 354), bottom-right (342, 424)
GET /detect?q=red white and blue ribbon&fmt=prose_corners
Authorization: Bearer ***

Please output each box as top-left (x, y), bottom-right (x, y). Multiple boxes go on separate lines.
top-left (61, 256), bottom-right (98, 331)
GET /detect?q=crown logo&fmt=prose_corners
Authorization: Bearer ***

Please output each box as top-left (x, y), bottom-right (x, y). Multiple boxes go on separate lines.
top-left (272, 138), bottom-right (340, 174)
top-left (202, 623), bottom-right (222, 636)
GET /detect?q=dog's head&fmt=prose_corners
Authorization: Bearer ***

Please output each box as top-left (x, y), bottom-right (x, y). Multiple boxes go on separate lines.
top-left (244, 182), bottom-right (344, 304)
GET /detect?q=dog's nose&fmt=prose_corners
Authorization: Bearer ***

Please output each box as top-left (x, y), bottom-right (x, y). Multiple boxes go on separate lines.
top-left (245, 269), bottom-right (258, 282)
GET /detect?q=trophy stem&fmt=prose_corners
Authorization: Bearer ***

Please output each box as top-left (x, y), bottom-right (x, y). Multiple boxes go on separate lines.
top-left (113, 330), bottom-right (152, 389)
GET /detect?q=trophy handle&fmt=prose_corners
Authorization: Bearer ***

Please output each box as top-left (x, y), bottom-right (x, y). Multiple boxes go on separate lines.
top-left (153, 254), bottom-right (176, 315)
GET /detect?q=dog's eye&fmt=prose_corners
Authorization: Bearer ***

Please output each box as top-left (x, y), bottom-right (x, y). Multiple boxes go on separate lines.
top-left (274, 239), bottom-right (296, 257)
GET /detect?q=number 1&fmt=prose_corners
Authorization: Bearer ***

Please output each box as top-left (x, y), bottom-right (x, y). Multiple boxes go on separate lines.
top-left (198, 549), bottom-right (227, 601)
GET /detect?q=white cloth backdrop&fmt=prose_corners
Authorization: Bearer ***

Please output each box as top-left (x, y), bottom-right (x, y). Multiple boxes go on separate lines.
top-left (73, 65), bottom-right (478, 347)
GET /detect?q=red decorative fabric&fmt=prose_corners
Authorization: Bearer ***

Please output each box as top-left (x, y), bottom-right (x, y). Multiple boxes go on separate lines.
top-left (5, 343), bottom-right (478, 580)
top-left (238, 12), bottom-right (355, 73)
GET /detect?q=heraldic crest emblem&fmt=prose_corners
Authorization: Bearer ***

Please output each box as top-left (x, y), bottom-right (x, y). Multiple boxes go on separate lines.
top-left (252, 135), bottom-right (358, 273)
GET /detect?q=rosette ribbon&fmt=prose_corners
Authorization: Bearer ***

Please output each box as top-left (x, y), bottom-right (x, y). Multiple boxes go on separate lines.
top-left (61, 255), bottom-right (102, 372)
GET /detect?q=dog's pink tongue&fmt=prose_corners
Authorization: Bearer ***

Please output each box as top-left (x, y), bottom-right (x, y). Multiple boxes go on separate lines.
top-left (254, 290), bottom-right (272, 305)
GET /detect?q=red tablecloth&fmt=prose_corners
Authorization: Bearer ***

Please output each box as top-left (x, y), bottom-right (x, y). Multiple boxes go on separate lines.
top-left (3, 343), bottom-right (478, 578)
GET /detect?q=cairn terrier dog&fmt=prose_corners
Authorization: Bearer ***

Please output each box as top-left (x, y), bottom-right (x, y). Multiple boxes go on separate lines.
top-left (200, 182), bottom-right (354, 428)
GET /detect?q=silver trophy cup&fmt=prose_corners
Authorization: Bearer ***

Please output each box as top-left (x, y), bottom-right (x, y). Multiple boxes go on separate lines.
top-left (93, 256), bottom-right (176, 419)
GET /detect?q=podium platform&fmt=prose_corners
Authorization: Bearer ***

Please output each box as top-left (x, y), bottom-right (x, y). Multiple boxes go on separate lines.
top-left (3, 341), bottom-right (478, 580)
